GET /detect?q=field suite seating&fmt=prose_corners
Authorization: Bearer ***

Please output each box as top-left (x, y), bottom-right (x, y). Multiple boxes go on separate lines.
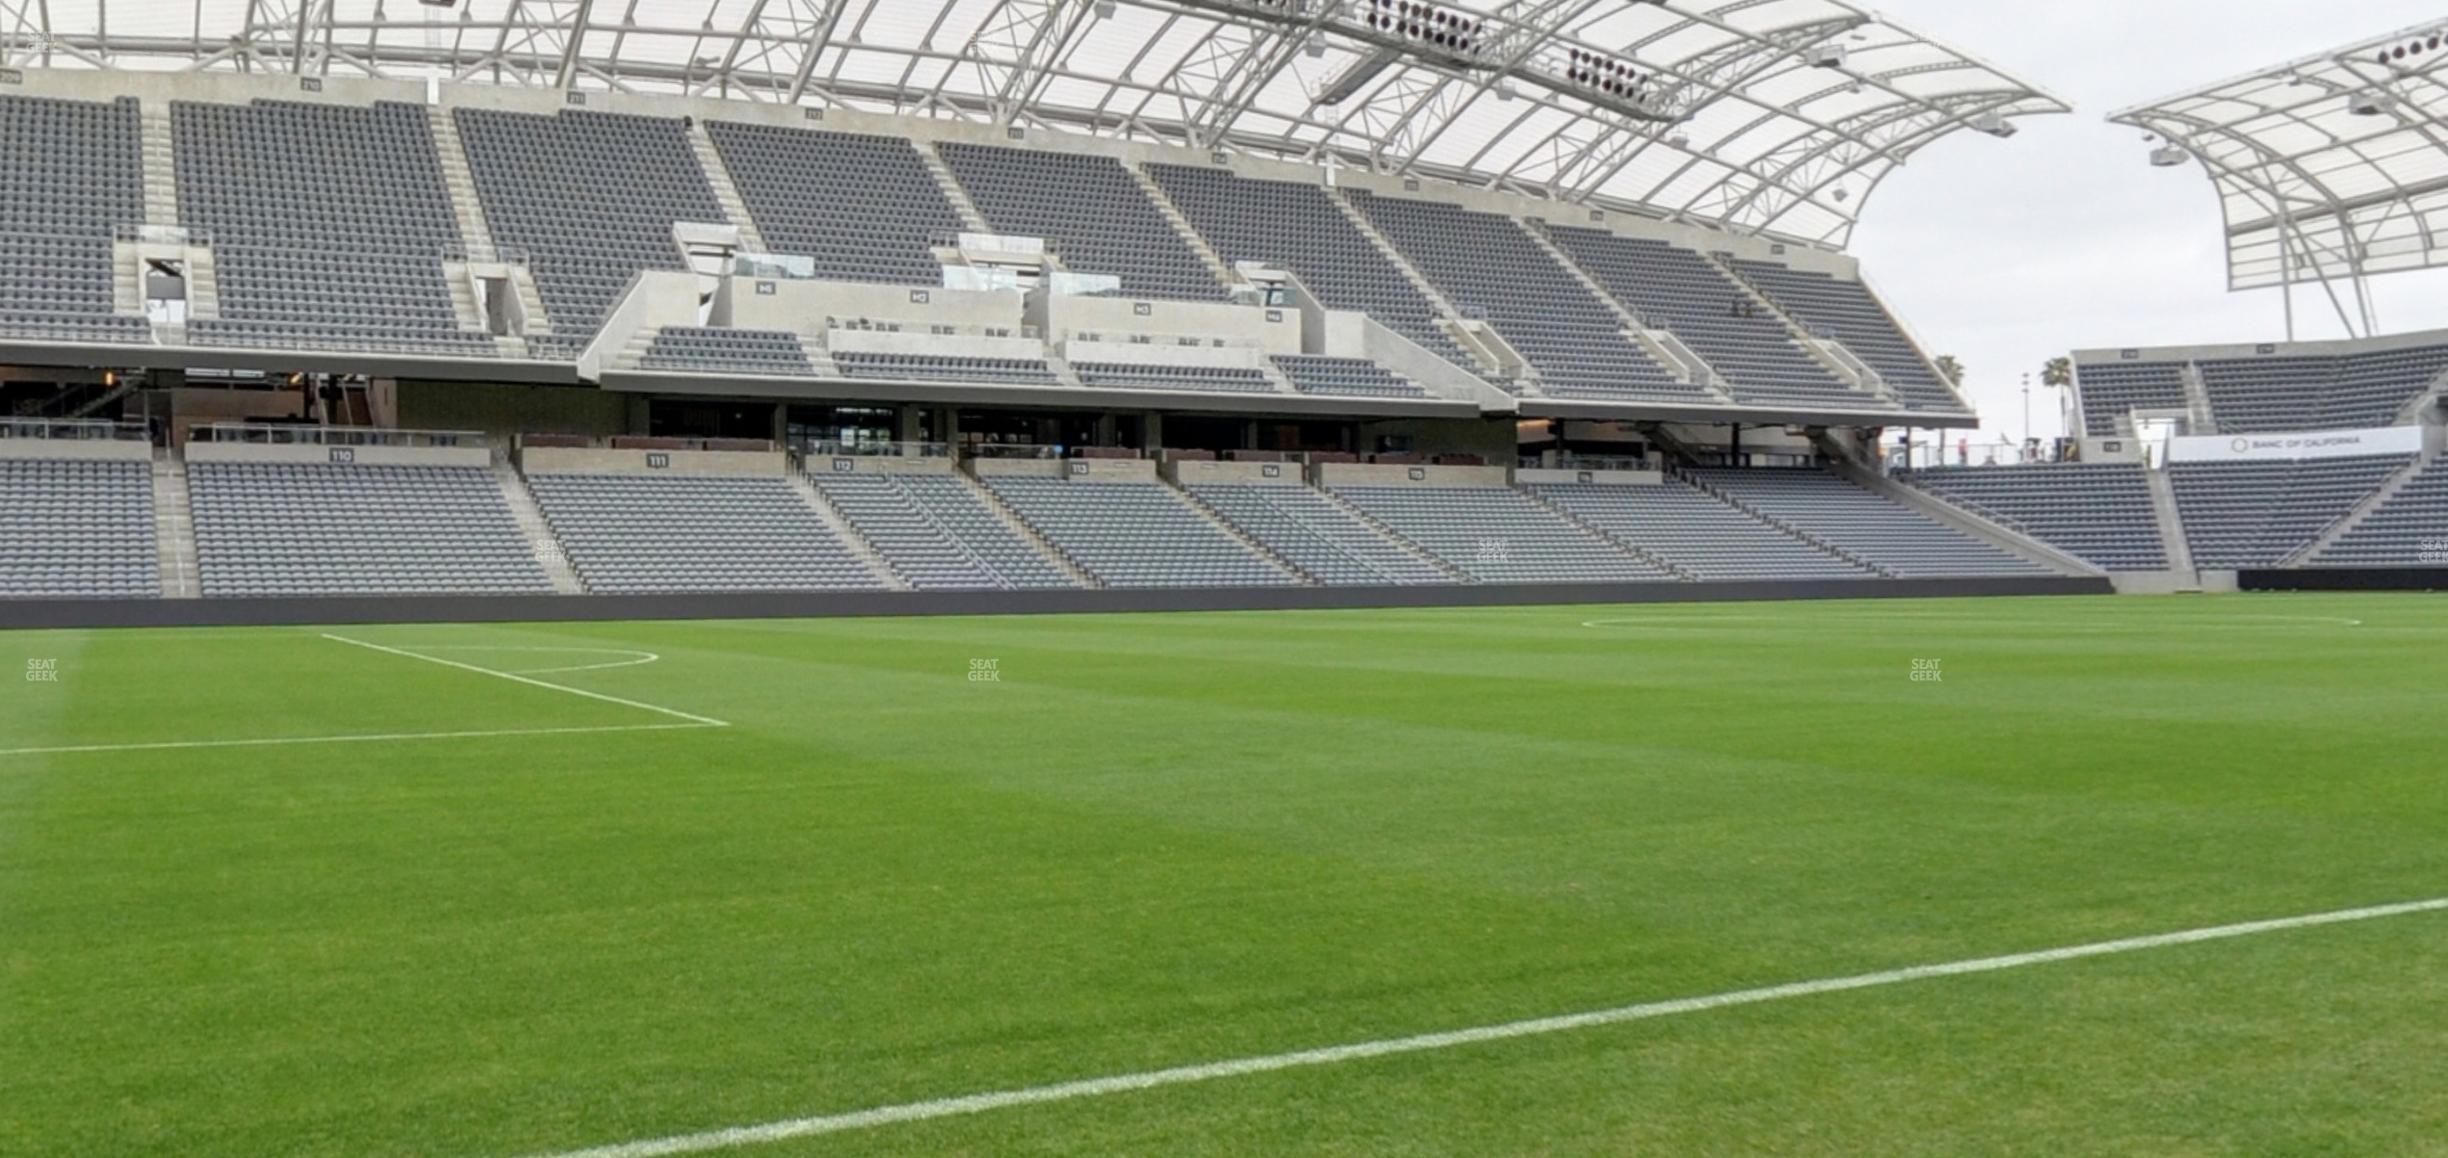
top-left (1687, 468), bottom-right (2051, 577)
top-left (1330, 485), bottom-right (1674, 583)
top-left (981, 476), bottom-right (1294, 588)
top-left (1725, 260), bottom-right (1966, 414)
top-left (1544, 226), bottom-right (1867, 410)
top-left (2314, 458), bottom-right (2448, 566)
top-left (706, 121), bottom-right (963, 288)
top-left (1185, 484), bottom-right (1453, 586)
top-left (173, 99), bottom-right (493, 355)
top-left (0, 94), bottom-right (149, 343)
top-left (810, 471), bottom-right (1076, 590)
top-left (1902, 464), bottom-right (2169, 572)
top-left (1145, 163), bottom-right (1479, 370)
top-left (453, 108), bottom-right (724, 349)
top-left (640, 326), bottom-right (812, 376)
top-left (2076, 361), bottom-right (2189, 436)
top-left (526, 473), bottom-right (884, 594)
top-left (0, 458), bottom-right (158, 598)
top-left (936, 143), bottom-right (1226, 303)
top-left (1346, 191), bottom-right (1700, 404)
top-left (2168, 454), bottom-right (2410, 568)
top-left (187, 463), bottom-right (549, 597)
top-left (1526, 481), bottom-right (1876, 581)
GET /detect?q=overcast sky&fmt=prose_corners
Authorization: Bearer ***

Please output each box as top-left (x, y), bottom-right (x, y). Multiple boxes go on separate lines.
top-left (1842, 0), bottom-right (2448, 447)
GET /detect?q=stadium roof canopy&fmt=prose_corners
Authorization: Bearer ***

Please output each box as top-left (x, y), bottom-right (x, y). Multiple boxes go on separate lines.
top-left (0, 0), bottom-right (2062, 248)
top-left (2113, 20), bottom-right (2448, 332)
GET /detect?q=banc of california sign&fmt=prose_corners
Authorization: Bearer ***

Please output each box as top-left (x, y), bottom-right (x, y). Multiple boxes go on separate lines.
top-left (2167, 425), bottom-right (2425, 463)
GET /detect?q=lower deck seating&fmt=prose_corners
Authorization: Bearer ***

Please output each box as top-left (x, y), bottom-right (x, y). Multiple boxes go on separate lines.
top-left (1187, 484), bottom-right (1453, 585)
top-left (188, 462), bottom-right (548, 597)
top-left (0, 458), bottom-right (158, 598)
top-left (1526, 480), bottom-right (1875, 581)
top-left (1331, 485), bottom-right (1672, 584)
top-left (1902, 464), bottom-right (2168, 572)
top-left (1074, 363), bottom-right (1278, 394)
top-left (981, 476), bottom-right (1295, 588)
top-left (2313, 458), bottom-right (2448, 566)
top-left (1687, 468), bottom-right (2053, 577)
top-left (811, 471), bottom-right (1076, 590)
top-left (833, 352), bottom-right (1060, 386)
top-left (526, 473), bottom-right (885, 594)
top-left (2169, 455), bottom-right (2411, 569)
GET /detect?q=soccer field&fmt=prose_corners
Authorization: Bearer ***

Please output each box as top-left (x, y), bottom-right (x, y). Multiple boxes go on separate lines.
top-left (4, 593), bottom-right (2446, 1156)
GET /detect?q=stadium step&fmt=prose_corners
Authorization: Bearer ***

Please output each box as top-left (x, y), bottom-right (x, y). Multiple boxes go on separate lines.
top-left (2180, 363), bottom-right (2219, 433)
top-left (1328, 188), bottom-right (1509, 383)
top-left (1675, 468), bottom-right (1896, 577)
top-left (494, 463), bottom-right (587, 595)
top-left (1519, 487), bottom-right (1699, 582)
top-left (1128, 163), bottom-right (1240, 296)
top-left (1520, 218), bottom-right (1733, 405)
top-left (787, 473), bottom-right (912, 591)
top-left (688, 120), bottom-right (768, 254)
top-left (1317, 490), bottom-right (1475, 583)
top-left (153, 454), bottom-right (200, 599)
top-left (957, 469), bottom-right (1101, 588)
top-left (184, 249), bottom-right (220, 320)
top-left (429, 110), bottom-right (501, 260)
top-left (139, 100), bottom-right (178, 228)
top-left (2143, 464), bottom-right (2199, 578)
top-left (2284, 447), bottom-right (2438, 567)
top-left (916, 143), bottom-right (994, 235)
top-left (1165, 478), bottom-right (1318, 585)
top-left (1827, 461), bottom-right (2100, 577)
top-left (798, 336), bottom-right (843, 379)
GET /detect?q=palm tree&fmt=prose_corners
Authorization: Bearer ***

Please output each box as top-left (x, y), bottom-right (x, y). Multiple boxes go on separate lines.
top-left (2041, 356), bottom-right (2073, 389)
top-left (1933, 355), bottom-right (1965, 387)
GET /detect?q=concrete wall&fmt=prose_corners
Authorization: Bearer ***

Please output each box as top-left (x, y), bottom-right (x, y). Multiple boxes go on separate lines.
top-left (0, 577), bottom-right (2119, 632)
top-left (726, 279), bottom-right (1025, 337)
top-left (805, 453), bottom-right (959, 476)
top-left (0, 438), bottom-right (152, 462)
top-left (185, 441), bottom-right (492, 468)
top-left (1038, 294), bottom-right (1300, 354)
top-left (520, 446), bottom-right (785, 477)
top-left (1317, 462), bottom-right (1510, 487)
top-left (1166, 459), bottom-right (1307, 486)
top-left (1516, 467), bottom-right (1663, 486)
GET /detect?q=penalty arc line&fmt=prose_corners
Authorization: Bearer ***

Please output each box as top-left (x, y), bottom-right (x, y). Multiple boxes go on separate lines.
top-left (526, 894), bottom-right (2448, 1158)
top-left (320, 634), bottom-right (729, 728)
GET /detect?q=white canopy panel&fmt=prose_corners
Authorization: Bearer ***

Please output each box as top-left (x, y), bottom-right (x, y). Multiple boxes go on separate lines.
top-left (0, 0), bottom-right (2064, 248)
top-left (2115, 20), bottom-right (2448, 294)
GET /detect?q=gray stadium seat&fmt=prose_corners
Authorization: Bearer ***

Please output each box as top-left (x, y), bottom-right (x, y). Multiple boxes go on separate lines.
top-left (0, 458), bottom-right (159, 598)
top-left (187, 462), bottom-right (551, 597)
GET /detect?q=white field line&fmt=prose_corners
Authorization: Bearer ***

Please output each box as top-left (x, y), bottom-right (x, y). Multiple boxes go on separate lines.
top-left (321, 634), bottom-right (728, 727)
top-left (0, 722), bottom-right (717, 759)
top-left (529, 895), bottom-right (2448, 1158)
top-left (402, 645), bottom-right (664, 676)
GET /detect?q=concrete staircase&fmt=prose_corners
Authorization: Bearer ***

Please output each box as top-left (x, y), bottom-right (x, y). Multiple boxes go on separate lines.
top-left (958, 469), bottom-right (1102, 588)
top-left (429, 110), bottom-right (497, 256)
top-left (2143, 464), bottom-right (2199, 579)
top-left (689, 121), bottom-right (768, 254)
top-left (1129, 163), bottom-right (1240, 294)
top-left (798, 335), bottom-right (842, 378)
top-left (151, 454), bottom-right (199, 598)
top-left (787, 472), bottom-right (911, 591)
top-left (1163, 477), bottom-right (1317, 585)
top-left (1518, 218), bottom-right (1734, 406)
top-left (184, 249), bottom-right (220, 320)
top-left (1520, 487), bottom-right (1698, 582)
top-left (1676, 468), bottom-right (1894, 577)
top-left (1830, 461), bottom-right (2103, 577)
top-left (1329, 188), bottom-right (1508, 380)
top-left (2284, 446), bottom-right (2440, 566)
top-left (2180, 363), bottom-right (2218, 432)
top-left (493, 462), bottom-right (586, 594)
top-left (917, 143), bottom-right (994, 234)
top-left (1317, 487), bottom-right (1475, 583)
top-left (139, 100), bottom-right (179, 227)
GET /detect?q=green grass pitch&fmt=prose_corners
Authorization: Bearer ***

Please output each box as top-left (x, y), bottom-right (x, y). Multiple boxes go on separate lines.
top-left (4, 593), bottom-right (2446, 1156)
